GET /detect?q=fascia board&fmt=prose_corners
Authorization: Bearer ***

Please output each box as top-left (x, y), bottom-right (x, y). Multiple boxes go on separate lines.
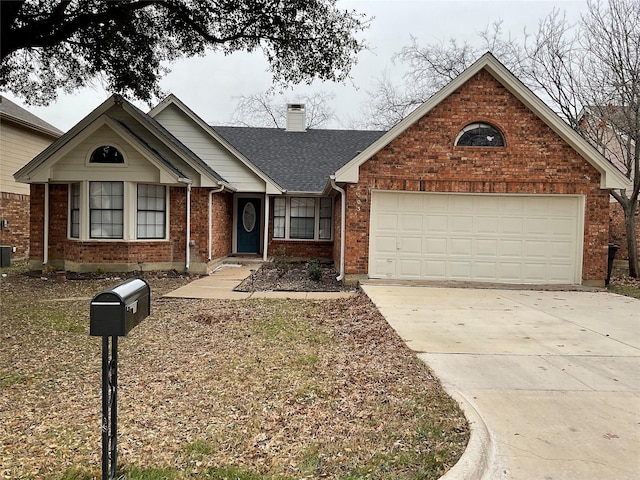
top-left (148, 95), bottom-right (285, 193)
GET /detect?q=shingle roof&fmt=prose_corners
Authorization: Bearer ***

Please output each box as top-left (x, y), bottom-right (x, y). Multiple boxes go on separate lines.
top-left (0, 95), bottom-right (63, 137)
top-left (212, 126), bottom-right (386, 192)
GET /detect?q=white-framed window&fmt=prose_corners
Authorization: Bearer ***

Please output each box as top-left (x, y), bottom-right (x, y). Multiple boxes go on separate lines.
top-left (273, 196), bottom-right (333, 241)
top-left (90, 181), bottom-right (124, 239)
top-left (70, 181), bottom-right (169, 241)
top-left (137, 184), bottom-right (166, 239)
top-left (69, 183), bottom-right (80, 238)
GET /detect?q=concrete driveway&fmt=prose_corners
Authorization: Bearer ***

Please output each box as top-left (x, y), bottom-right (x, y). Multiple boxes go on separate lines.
top-left (362, 285), bottom-right (640, 480)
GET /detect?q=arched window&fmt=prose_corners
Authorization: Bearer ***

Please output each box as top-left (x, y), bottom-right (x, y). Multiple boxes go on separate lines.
top-left (455, 123), bottom-right (505, 147)
top-left (90, 145), bottom-right (124, 163)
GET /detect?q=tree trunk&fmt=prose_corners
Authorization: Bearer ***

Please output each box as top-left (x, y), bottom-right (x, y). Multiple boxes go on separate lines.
top-left (624, 202), bottom-right (639, 278)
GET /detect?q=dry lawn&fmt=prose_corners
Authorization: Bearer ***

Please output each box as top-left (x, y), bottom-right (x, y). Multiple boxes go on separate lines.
top-left (0, 265), bottom-right (468, 479)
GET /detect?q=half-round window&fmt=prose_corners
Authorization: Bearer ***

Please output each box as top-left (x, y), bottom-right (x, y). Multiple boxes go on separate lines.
top-left (455, 123), bottom-right (504, 147)
top-left (90, 145), bottom-right (124, 163)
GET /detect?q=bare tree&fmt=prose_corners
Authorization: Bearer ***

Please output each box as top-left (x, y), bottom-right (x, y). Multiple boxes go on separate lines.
top-left (231, 91), bottom-right (336, 129)
top-left (365, 0), bottom-right (639, 277)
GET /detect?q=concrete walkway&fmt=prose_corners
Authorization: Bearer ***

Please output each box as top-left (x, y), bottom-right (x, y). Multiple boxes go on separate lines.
top-left (164, 263), bottom-right (356, 300)
top-left (362, 285), bottom-right (640, 480)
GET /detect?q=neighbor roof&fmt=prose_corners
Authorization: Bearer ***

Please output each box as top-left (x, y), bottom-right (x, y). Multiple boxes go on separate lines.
top-left (213, 126), bottom-right (385, 192)
top-left (0, 95), bottom-right (63, 137)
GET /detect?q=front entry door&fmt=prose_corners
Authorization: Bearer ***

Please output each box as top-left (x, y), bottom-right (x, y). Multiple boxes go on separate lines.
top-left (237, 198), bottom-right (261, 253)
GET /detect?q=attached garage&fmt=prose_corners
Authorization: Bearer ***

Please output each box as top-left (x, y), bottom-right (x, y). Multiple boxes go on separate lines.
top-left (369, 191), bottom-right (584, 284)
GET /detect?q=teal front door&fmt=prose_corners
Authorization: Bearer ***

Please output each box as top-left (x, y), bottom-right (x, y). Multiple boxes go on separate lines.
top-left (237, 198), bottom-right (261, 253)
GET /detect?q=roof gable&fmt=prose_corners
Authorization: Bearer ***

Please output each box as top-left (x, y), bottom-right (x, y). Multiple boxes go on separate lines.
top-left (14, 95), bottom-right (229, 188)
top-left (336, 52), bottom-right (630, 190)
top-left (149, 94), bottom-right (282, 194)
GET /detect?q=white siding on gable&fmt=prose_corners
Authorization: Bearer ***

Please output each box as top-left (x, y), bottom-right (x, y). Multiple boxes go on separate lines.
top-left (153, 104), bottom-right (266, 192)
top-left (1, 122), bottom-right (54, 194)
top-left (50, 125), bottom-right (174, 183)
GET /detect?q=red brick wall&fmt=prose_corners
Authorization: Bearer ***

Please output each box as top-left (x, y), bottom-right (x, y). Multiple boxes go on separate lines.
top-left (345, 70), bottom-right (609, 283)
top-left (188, 188), bottom-right (233, 263)
top-left (0, 192), bottom-right (30, 260)
top-left (609, 200), bottom-right (640, 260)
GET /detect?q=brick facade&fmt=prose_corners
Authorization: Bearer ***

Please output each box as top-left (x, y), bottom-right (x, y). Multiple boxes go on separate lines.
top-left (343, 70), bottom-right (610, 283)
top-left (28, 184), bottom-right (234, 272)
top-left (0, 191), bottom-right (30, 260)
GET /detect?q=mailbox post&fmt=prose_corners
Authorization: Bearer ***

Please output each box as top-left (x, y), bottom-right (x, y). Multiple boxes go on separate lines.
top-left (90, 278), bottom-right (150, 480)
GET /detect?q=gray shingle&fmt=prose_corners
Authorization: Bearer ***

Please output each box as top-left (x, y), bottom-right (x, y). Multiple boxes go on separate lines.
top-left (0, 95), bottom-right (63, 136)
top-left (213, 126), bottom-right (385, 192)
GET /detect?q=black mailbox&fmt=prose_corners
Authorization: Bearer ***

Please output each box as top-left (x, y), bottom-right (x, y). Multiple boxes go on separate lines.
top-left (90, 278), bottom-right (150, 336)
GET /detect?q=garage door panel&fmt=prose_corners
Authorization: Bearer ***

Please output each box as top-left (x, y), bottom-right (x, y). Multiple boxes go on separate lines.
top-left (474, 216), bottom-right (499, 235)
top-left (423, 259), bottom-right (447, 278)
top-left (450, 216), bottom-right (474, 234)
top-left (400, 236), bottom-right (422, 254)
top-left (450, 238), bottom-right (473, 256)
top-left (369, 192), bottom-right (582, 284)
top-left (398, 259), bottom-right (421, 278)
top-left (401, 214), bottom-right (423, 232)
top-left (475, 239), bottom-right (498, 256)
top-left (426, 215), bottom-right (448, 233)
top-left (425, 238), bottom-right (447, 255)
top-left (375, 236), bottom-right (397, 253)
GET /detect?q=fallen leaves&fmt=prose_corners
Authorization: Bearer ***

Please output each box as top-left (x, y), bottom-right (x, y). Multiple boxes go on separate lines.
top-left (0, 268), bottom-right (469, 479)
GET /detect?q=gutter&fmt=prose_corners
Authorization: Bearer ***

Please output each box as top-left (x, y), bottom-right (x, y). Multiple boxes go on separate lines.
top-left (43, 183), bottom-right (50, 266)
top-left (330, 176), bottom-right (346, 281)
top-left (208, 184), bottom-right (225, 261)
top-left (178, 178), bottom-right (193, 270)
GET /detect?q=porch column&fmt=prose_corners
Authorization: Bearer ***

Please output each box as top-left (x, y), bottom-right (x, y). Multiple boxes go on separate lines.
top-left (263, 194), bottom-right (270, 262)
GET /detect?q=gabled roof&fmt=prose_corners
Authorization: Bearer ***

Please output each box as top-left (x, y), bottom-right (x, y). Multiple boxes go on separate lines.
top-left (213, 126), bottom-right (385, 193)
top-left (14, 94), bottom-right (232, 188)
top-left (0, 95), bottom-right (62, 137)
top-left (149, 94), bottom-right (282, 193)
top-left (335, 52), bottom-right (630, 190)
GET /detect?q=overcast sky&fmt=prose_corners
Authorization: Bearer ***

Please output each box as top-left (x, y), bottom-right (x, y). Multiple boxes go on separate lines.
top-left (3, 0), bottom-right (589, 132)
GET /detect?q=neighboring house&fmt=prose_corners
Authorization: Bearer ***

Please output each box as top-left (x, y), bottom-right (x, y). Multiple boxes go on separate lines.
top-left (579, 106), bottom-right (639, 261)
top-left (15, 53), bottom-right (629, 286)
top-left (0, 95), bottom-right (62, 261)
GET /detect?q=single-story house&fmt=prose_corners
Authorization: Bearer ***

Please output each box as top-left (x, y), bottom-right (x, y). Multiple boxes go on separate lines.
top-left (15, 53), bottom-right (629, 286)
top-left (1, 95), bottom-right (62, 261)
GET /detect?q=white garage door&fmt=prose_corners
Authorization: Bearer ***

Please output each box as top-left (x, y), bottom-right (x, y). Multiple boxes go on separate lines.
top-left (369, 192), bottom-right (584, 284)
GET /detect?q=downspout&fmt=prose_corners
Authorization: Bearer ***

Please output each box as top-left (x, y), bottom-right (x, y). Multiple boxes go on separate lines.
top-left (330, 176), bottom-right (346, 281)
top-left (263, 193), bottom-right (270, 262)
top-left (43, 183), bottom-right (49, 266)
top-left (178, 178), bottom-right (193, 271)
top-left (208, 184), bottom-right (225, 261)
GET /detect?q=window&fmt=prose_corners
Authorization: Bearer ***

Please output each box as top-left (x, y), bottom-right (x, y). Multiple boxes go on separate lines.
top-left (290, 198), bottom-right (315, 239)
top-left (90, 145), bottom-right (124, 163)
top-left (273, 197), bottom-right (286, 238)
top-left (137, 184), bottom-right (166, 239)
top-left (319, 197), bottom-right (332, 240)
top-left (455, 122), bottom-right (504, 147)
top-left (272, 197), bottom-right (333, 241)
top-left (70, 183), bottom-right (80, 238)
top-left (90, 181), bottom-right (123, 239)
